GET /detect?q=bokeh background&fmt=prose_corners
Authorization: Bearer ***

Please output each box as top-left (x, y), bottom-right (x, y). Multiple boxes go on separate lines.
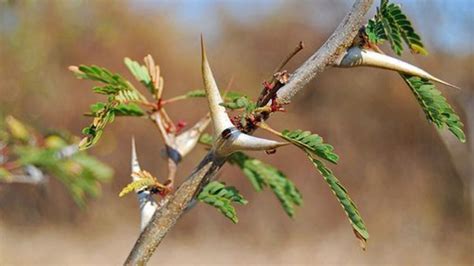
top-left (0, 0), bottom-right (472, 265)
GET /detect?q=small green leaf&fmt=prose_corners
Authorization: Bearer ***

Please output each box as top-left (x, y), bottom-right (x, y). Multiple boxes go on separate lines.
top-left (198, 181), bottom-right (248, 223)
top-left (89, 102), bottom-right (107, 115)
top-left (72, 63), bottom-right (150, 149)
top-left (365, 19), bottom-right (386, 44)
top-left (76, 65), bottom-right (129, 89)
top-left (228, 152), bottom-right (302, 217)
top-left (124, 57), bottom-right (155, 95)
top-left (79, 102), bottom-right (116, 150)
top-left (308, 156), bottom-right (369, 247)
top-left (281, 129), bottom-right (339, 164)
top-left (365, 0), bottom-right (427, 56)
top-left (113, 103), bottom-right (145, 117)
top-left (402, 75), bottom-right (465, 142)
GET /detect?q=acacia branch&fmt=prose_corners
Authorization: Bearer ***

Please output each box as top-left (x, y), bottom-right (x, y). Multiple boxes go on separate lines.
top-left (124, 0), bottom-right (373, 264)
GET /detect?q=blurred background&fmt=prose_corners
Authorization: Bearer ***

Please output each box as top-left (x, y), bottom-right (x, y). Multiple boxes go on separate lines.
top-left (0, 0), bottom-right (472, 265)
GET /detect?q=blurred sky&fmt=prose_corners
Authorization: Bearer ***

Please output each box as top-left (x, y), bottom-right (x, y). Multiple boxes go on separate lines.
top-left (128, 0), bottom-right (474, 55)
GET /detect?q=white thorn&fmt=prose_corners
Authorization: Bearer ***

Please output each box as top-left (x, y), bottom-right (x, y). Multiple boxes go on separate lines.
top-left (336, 47), bottom-right (460, 89)
top-left (131, 136), bottom-right (141, 177)
top-left (130, 137), bottom-right (158, 231)
top-left (201, 36), bottom-right (234, 135)
top-left (214, 128), bottom-right (288, 156)
top-left (231, 132), bottom-right (288, 151)
top-left (176, 114), bottom-right (211, 157)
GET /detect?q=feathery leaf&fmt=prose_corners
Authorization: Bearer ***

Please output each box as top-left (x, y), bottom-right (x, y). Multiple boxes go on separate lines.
top-left (281, 129), bottom-right (339, 164)
top-left (124, 57), bottom-right (155, 95)
top-left (308, 156), bottom-right (369, 249)
top-left (402, 75), bottom-right (465, 142)
top-left (366, 0), bottom-right (427, 56)
top-left (71, 64), bottom-right (146, 149)
top-left (198, 181), bottom-right (248, 223)
top-left (228, 152), bottom-right (302, 217)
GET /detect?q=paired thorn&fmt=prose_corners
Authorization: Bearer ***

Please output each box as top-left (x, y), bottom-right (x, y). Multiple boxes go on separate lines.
top-left (201, 36), bottom-right (288, 156)
top-left (336, 46), bottom-right (460, 89)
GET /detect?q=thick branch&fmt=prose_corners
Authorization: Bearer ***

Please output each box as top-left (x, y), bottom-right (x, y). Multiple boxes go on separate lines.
top-left (125, 0), bottom-right (373, 264)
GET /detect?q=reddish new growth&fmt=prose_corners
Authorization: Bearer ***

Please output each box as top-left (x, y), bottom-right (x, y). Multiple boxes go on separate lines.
top-left (175, 120), bottom-right (187, 134)
top-left (149, 182), bottom-right (171, 196)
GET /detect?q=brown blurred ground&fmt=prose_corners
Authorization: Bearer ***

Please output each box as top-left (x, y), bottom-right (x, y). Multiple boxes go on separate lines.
top-left (0, 1), bottom-right (472, 265)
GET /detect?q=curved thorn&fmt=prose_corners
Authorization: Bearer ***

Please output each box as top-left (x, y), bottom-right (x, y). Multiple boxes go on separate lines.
top-left (176, 114), bottom-right (211, 157)
top-left (201, 36), bottom-right (234, 135)
top-left (337, 47), bottom-right (460, 89)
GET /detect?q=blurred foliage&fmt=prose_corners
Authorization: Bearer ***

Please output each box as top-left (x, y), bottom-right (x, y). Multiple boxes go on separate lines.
top-left (0, 115), bottom-right (113, 207)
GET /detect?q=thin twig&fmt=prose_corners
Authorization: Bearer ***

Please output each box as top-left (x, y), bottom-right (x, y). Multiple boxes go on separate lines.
top-left (270, 41), bottom-right (305, 82)
top-left (256, 41), bottom-right (304, 107)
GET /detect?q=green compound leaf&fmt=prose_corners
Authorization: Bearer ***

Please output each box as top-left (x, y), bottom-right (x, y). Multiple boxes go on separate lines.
top-left (124, 57), bottom-right (155, 95)
top-left (308, 156), bottom-right (369, 248)
top-left (402, 75), bottom-right (465, 142)
top-left (198, 181), bottom-right (248, 223)
top-left (281, 129), bottom-right (339, 164)
top-left (366, 0), bottom-right (427, 56)
top-left (72, 64), bottom-right (147, 149)
top-left (76, 65), bottom-right (129, 91)
top-left (228, 152), bottom-right (302, 217)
